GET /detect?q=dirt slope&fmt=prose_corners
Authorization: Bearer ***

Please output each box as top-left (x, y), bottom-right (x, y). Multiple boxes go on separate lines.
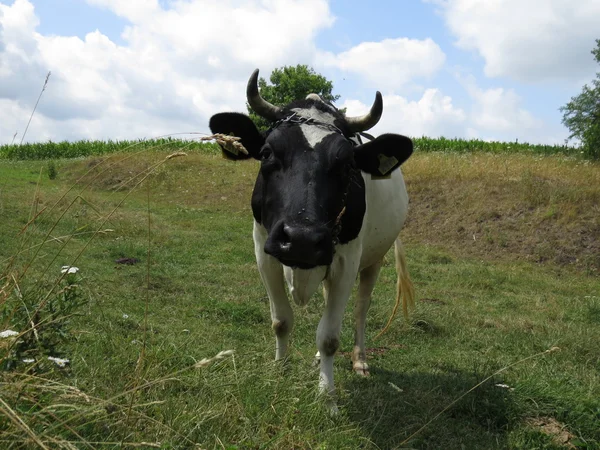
top-left (402, 153), bottom-right (600, 273)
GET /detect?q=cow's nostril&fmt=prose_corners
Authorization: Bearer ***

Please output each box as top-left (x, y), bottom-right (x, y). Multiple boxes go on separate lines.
top-left (282, 225), bottom-right (293, 241)
top-left (280, 224), bottom-right (293, 251)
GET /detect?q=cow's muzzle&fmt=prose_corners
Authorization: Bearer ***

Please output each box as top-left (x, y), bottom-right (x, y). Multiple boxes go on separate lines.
top-left (264, 221), bottom-right (333, 269)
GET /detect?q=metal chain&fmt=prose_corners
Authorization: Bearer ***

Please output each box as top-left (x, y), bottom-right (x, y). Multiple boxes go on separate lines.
top-left (266, 113), bottom-right (347, 138)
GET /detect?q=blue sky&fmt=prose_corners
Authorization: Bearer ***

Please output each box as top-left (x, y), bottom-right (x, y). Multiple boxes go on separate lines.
top-left (1, 0), bottom-right (598, 144)
top-left (33, 0), bottom-right (128, 44)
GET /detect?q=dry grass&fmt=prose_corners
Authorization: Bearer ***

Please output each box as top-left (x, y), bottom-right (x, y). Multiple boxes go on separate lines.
top-left (63, 151), bottom-right (257, 213)
top-left (402, 153), bottom-right (600, 273)
top-left (0, 350), bottom-right (234, 449)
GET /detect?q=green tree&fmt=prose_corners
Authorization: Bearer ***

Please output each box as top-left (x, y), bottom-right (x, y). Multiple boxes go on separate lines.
top-left (560, 39), bottom-right (600, 160)
top-left (247, 65), bottom-right (341, 131)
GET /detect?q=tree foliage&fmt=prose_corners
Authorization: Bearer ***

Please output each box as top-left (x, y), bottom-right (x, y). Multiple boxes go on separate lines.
top-left (560, 39), bottom-right (600, 160)
top-left (247, 65), bottom-right (340, 131)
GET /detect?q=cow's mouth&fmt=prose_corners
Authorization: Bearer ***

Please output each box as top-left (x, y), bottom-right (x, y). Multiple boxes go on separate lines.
top-left (275, 255), bottom-right (331, 270)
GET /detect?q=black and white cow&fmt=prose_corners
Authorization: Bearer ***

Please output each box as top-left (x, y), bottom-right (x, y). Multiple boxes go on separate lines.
top-left (209, 69), bottom-right (414, 410)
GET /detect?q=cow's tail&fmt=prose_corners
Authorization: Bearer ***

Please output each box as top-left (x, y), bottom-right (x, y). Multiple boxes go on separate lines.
top-left (375, 237), bottom-right (415, 339)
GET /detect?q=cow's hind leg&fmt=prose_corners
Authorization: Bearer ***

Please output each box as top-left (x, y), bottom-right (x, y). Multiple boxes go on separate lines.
top-left (352, 260), bottom-right (382, 376)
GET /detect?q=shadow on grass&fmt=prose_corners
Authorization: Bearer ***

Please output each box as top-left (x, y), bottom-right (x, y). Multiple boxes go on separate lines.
top-left (343, 366), bottom-right (513, 449)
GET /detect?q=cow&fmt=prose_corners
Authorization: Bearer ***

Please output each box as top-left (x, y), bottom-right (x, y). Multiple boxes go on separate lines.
top-left (209, 69), bottom-right (415, 411)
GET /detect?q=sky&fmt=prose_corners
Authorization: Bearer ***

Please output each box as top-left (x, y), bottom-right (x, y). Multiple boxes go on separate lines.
top-left (0, 0), bottom-right (598, 145)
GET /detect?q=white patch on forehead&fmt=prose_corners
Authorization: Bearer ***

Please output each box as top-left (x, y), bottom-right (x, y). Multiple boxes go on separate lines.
top-left (299, 123), bottom-right (332, 147)
top-left (292, 105), bottom-right (337, 147)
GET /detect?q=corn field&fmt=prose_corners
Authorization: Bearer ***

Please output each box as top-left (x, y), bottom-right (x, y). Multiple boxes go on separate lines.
top-left (0, 136), bottom-right (580, 161)
top-left (0, 138), bottom-right (220, 160)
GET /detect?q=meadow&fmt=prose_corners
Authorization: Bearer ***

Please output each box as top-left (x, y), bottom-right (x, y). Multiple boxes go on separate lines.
top-left (0, 140), bottom-right (599, 449)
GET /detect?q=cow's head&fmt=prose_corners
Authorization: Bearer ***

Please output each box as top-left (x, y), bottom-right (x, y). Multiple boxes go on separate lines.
top-left (209, 69), bottom-right (413, 270)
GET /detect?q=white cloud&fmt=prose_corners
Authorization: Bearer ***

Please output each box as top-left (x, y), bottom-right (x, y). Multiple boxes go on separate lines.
top-left (318, 37), bottom-right (446, 91)
top-left (462, 76), bottom-right (541, 132)
top-left (343, 90), bottom-right (466, 138)
top-left (0, 0), bottom-right (334, 144)
top-left (432, 0), bottom-right (600, 82)
top-left (342, 77), bottom-right (566, 145)
top-left (458, 74), bottom-right (567, 144)
top-left (90, 0), bottom-right (333, 73)
top-left (0, 0), bottom-right (569, 146)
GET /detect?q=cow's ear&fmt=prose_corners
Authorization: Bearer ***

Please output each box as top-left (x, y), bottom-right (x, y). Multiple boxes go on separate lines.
top-left (209, 113), bottom-right (264, 160)
top-left (353, 133), bottom-right (413, 176)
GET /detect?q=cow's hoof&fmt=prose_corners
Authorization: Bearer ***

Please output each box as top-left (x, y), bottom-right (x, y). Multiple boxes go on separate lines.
top-left (318, 384), bottom-right (338, 416)
top-left (327, 400), bottom-right (339, 416)
top-left (353, 361), bottom-right (370, 377)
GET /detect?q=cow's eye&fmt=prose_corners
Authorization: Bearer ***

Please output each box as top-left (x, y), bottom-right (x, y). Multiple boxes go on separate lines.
top-left (260, 146), bottom-right (273, 161)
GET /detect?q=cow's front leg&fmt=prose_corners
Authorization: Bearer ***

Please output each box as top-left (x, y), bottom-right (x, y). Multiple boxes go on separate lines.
top-left (254, 223), bottom-right (293, 360)
top-left (352, 260), bottom-right (382, 376)
top-left (317, 256), bottom-right (359, 404)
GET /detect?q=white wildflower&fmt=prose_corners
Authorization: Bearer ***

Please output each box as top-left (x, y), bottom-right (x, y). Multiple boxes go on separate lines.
top-left (122, 314), bottom-right (129, 319)
top-left (48, 356), bottom-right (70, 367)
top-left (23, 358), bottom-right (35, 363)
top-left (0, 330), bottom-right (19, 338)
top-left (61, 266), bottom-right (79, 274)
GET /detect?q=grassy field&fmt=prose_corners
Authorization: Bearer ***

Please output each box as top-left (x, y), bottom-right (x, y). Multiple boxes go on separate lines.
top-left (0, 145), bottom-right (599, 449)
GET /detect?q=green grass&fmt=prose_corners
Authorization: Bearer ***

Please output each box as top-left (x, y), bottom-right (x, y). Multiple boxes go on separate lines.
top-left (0, 149), bottom-right (598, 449)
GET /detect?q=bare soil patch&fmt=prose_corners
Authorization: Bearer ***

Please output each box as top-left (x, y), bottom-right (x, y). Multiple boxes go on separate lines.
top-left (526, 417), bottom-right (576, 448)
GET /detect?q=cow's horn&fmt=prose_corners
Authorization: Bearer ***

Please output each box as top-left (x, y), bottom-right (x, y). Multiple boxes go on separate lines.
top-left (346, 91), bottom-right (383, 132)
top-left (246, 69), bottom-right (282, 121)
